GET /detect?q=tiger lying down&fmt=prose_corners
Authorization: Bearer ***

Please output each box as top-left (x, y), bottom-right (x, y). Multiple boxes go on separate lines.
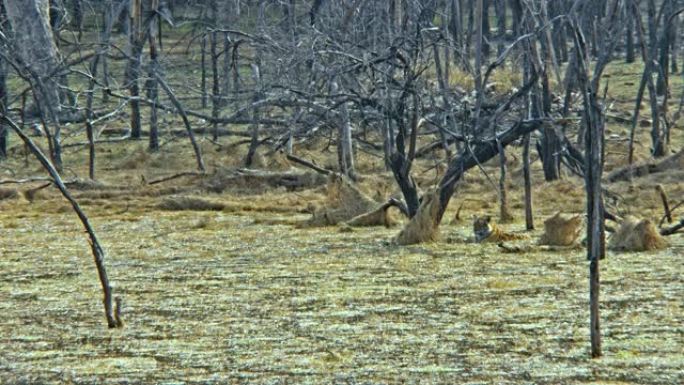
top-left (471, 212), bottom-right (669, 253)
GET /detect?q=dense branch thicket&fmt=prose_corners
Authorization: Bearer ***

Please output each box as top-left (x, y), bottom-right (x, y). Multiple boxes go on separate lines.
top-left (0, 0), bottom-right (679, 232)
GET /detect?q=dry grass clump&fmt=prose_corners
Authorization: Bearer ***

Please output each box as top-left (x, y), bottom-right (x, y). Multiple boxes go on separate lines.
top-left (118, 148), bottom-right (151, 169)
top-left (303, 174), bottom-right (379, 227)
top-left (538, 212), bottom-right (584, 246)
top-left (394, 189), bottom-right (441, 245)
top-left (608, 216), bottom-right (668, 252)
top-left (157, 196), bottom-right (225, 211)
top-left (65, 178), bottom-right (108, 190)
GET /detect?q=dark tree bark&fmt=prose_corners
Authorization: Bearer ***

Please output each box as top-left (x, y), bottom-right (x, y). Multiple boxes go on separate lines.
top-left (210, 30), bottom-right (220, 140)
top-left (245, 64), bottom-right (262, 168)
top-left (147, 0), bottom-right (160, 152)
top-left (481, 0), bottom-right (491, 57)
top-left (523, 133), bottom-right (533, 230)
top-left (625, 2), bottom-right (636, 63)
top-left (494, 0), bottom-right (506, 55)
top-left (656, 0), bottom-right (674, 96)
top-left (435, 120), bottom-right (543, 224)
top-left (200, 33), bottom-right (208, 109)
top-left (0, 3), bottom-right (7, 160)
top-left (85, 53), bottom-right (100, 180)
top-left (497, 139), bottom-right (513, 222)
top-left (72, 0), bottom-right (83, 40)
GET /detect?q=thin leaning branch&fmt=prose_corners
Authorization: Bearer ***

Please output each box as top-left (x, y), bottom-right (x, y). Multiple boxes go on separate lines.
top-left (154, 71), bottom-right (206, 172)
top-left (0, 115), bottom-right (121, 329)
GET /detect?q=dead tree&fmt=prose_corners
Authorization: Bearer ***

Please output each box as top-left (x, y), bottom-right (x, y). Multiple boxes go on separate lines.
top-left (571, 0), bottom-right (623, 359)
top-left (126, 0), bottom-right (144, 139)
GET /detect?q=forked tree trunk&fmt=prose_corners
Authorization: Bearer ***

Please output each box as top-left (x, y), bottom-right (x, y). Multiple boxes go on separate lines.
top-left (396, 120), bottom-right (543, 244)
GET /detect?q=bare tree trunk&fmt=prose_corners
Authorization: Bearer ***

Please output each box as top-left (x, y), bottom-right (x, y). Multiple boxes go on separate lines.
top-left (333, 80), bottom-right (356, 179)
top-left (211, 31), bottom-right (220, 141)
top-left (523, 133), bottom-right (533, 229)
top-left (0, 19), bottom-right (7, 160)
top-left (147, 0), bottom-right (160, 152)
top-left (126, 0), bottom-right (143, 139)
top-left (245, 64), bottom-right (262, 168)
top-left (72, 0), bottom-right (83, 40)
top-left (497, 139), bottom-right (513, 223)
top-left (85, 54), bottom-right (100, 180)
top-left (625, 2), bottom-right (636, 63)
top-left (473, 0), bottom-right (485, 130)
top-left (494, 0), bottom-right (506, 55)
top-left (656, 0), bottom-right (674, 96)
top-left (200, 33), bottom-right (208, 109)
top-left (481, 0), bottom-right (491, 57)
top-left (100, 1), bottom-right (116, 103)
top-left (4, 0), bottom-right (63, 118)
top-left (432, 36), bottom-right (453, 160)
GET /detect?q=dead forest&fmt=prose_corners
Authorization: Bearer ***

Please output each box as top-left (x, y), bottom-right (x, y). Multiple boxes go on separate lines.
top-left (0, 0), bottom-right (682, 384)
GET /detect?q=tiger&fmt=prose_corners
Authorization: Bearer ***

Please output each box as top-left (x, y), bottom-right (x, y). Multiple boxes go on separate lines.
top-left (473, 215), bottom-right (527, 243)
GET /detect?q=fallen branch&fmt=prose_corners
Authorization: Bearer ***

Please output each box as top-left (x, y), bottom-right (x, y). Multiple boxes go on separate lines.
top-left (147, 171), bottom-right (204, 185)
top-left (660, 219), bottom-right (684, 236)
top-left (0, 177), bottom-right (52, 185)
top-left (1, 115), bottom-right (120, 328)
top-left (62, 134), bottom-right (131, 149)
top-left (606, 149), bottom-right (684, 182)
top-left (285, 153), bottom-right (334, 175)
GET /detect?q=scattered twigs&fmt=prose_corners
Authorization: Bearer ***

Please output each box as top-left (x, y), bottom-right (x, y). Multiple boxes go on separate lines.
top-left (1, 115), bottom-right (120, 328)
